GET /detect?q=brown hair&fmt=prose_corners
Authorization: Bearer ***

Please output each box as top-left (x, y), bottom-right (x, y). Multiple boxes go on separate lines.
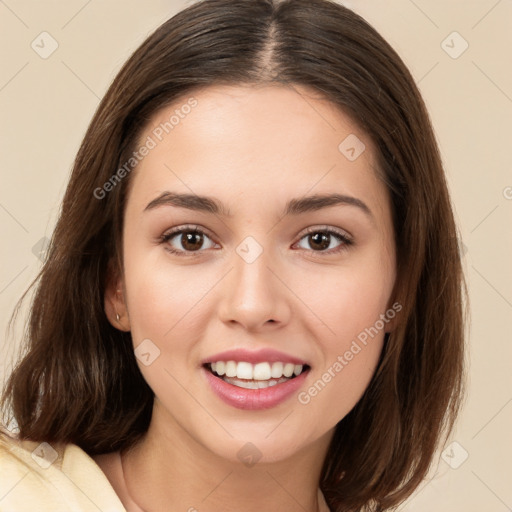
top-left (1, 0), bottom-right (467, 510)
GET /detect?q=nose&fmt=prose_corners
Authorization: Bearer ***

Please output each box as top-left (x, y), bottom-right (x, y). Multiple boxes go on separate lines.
top-left (216, 247), bottom-right (292, 332)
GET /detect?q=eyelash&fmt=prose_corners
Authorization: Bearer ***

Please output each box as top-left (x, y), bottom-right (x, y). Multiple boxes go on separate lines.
top-left (159, 224), bottom-right (354, 257)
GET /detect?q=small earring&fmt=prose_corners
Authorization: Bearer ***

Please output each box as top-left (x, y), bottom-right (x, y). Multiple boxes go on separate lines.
top-left (115, 290), bottom-right (122, 322)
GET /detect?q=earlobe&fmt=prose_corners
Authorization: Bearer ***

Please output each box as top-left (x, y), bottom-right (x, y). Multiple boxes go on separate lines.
top-left (104, 271), bottom-right (131, 332)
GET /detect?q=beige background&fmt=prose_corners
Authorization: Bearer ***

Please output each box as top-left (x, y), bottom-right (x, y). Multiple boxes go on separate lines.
top-left (1, 1), bottom-right (511, 510)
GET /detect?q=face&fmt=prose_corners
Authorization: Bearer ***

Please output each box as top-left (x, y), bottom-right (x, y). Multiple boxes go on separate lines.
top-left (107, 84), bottom-right (397, 464)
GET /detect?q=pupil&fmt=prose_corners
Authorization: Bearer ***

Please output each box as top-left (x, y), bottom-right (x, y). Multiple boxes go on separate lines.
top-left (310, 232), bottom-right (329, 250)
top-left (182, 231), bottom-right (203, 251)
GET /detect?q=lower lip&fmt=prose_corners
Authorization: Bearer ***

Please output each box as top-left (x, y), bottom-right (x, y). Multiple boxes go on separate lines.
top-left (202, 367), bottom-right (309, 410)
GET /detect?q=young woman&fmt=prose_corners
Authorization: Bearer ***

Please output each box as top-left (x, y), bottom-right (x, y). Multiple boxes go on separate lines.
top-left (0, 0), bottom-right (467, 510)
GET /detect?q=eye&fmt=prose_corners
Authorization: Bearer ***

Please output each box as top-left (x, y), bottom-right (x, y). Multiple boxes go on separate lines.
top-left (294, 227), bottom-right (353, 254)
top-left (160, 225), bottom-right (217, 256)
top-left (159, 225), bottom-right (353, 257)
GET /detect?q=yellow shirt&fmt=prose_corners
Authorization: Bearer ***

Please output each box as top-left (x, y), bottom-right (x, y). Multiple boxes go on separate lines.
top-left (0, 430), bottom-right (126, 512)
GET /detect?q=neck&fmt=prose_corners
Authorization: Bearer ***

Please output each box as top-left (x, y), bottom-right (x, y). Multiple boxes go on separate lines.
top-left (119, 405), bottom-right (332, 512)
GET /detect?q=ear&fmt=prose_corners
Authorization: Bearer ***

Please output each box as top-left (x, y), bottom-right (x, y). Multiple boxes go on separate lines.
top-left (104, 262), bottom-right (131, 332)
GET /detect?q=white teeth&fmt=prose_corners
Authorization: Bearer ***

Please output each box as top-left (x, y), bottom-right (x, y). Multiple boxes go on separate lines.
top-left (209, 360), bottom-right (306, 380)
top-left (253, 362), bottom-right (271, 380)
top-left (283, 363), bottom-right (295, 377)
top-left (222, 376), bottom-right (290, 389)
top-left (236, 362), bottom-right (253, 380)
top-left (225, 361), bottom-right (237, 378)
top-left (215, 361), bottom-right (226, 376)
top-left (271, 362), bottom-right (284, 378)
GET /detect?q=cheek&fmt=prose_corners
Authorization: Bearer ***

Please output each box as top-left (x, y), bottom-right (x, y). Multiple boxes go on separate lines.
top-left (296, 334), bottom-right (384, 437)
top-left (291, 251), bottom-right (394, 344)
top-left (290, 254), bottom-right (392, 423)
top-left (123, 242), bottom-right (214, 342)
top-left (294, 270), bottom-right (389, 422)
top-left (306, 279), bottom-right (387, 374)
top-left (122, 253), bottom-right (213, 400)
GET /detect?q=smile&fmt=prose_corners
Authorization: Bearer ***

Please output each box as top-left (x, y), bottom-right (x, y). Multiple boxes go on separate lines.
top-left (207, 361), bottom-right (306, 389)
top-left (201, 348), bottom-right (311, 409)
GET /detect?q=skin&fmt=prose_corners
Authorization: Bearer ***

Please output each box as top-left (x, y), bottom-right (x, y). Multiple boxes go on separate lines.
top-left (95, 84), bottom-right (397, 512)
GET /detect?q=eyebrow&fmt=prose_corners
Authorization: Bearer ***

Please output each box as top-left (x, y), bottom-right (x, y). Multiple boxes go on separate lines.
top-left (144, 192), bottom-right (232, 217)
top-left (144, 191), bottom-right (374, 222)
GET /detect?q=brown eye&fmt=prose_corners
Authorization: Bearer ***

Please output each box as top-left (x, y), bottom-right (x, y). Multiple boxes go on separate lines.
top-left (307, 232), bottom-right (331, 251)
top-left (180, 231), bottom-right (204, 251)
top-left (295, 228), bottom-right (353, 254)
top-left (161, 227), bottom-right (217, 256)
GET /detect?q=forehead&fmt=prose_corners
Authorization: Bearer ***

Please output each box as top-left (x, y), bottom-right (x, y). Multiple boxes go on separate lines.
top-left (144, 83), bottom-right (372, 162)
top-left (128, 84), bottom-right (387, 217)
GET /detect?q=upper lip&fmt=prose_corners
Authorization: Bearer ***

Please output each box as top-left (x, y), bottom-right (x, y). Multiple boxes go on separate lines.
top-left (201, 348), bottom-right (309, 366)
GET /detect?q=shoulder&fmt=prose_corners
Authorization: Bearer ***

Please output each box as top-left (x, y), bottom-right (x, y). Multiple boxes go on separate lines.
top-left (0, 427), bottom-right (126, 512)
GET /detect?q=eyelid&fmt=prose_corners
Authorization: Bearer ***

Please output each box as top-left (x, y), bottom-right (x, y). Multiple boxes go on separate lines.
top-left (161, 223), bottom-right (216, 241)
top-left (297, 224), bottom-right (353, 241)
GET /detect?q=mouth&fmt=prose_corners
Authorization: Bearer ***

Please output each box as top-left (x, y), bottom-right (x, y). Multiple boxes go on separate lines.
top-left (201, 348), bottom-right (312, 410)
top-left (203, 360), bottom-right (311, 390)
